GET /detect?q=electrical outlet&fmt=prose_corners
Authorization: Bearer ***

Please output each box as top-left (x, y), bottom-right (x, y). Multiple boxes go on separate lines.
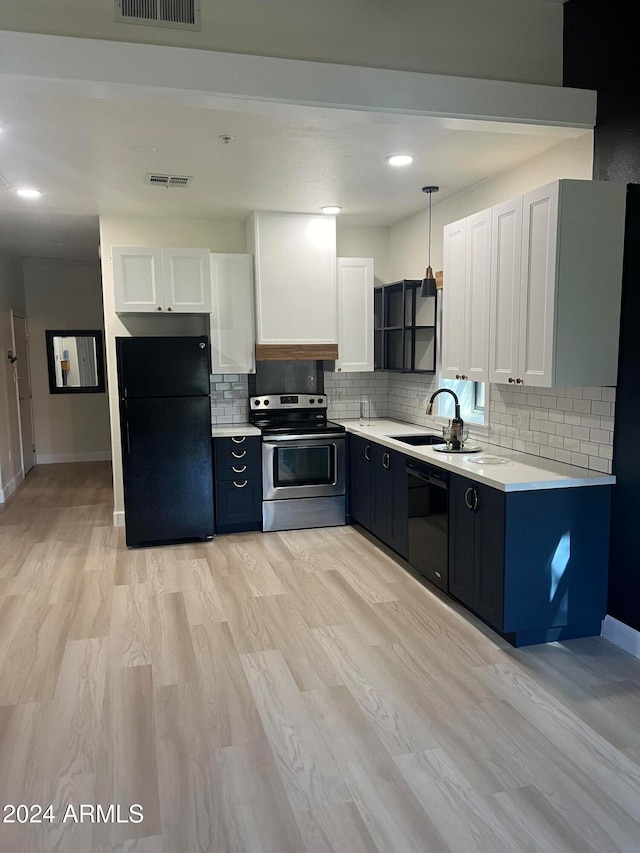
top-left (516, 411), bottom-right (528, 429)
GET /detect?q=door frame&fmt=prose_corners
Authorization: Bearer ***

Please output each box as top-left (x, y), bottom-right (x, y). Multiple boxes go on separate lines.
top-left (10, 310), bottom-right (36, 476)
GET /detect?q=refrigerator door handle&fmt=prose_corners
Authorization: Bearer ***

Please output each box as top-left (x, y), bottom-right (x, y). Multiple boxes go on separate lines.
top-left (123, 400), bottom-right (131, 455)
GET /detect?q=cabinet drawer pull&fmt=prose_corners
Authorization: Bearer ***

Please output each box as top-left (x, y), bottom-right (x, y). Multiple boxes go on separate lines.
top-left (232, 450), bottom-right (247, 459)
top-left (382, 452), bottom-right (390, 470)
top-left (233, 480), bottom-right (248, 488)
top-left (167, 307), bottom-right (173, 312)
top-left (473, 488), bottom-right (479, 511)
top-left (364, 445), bottom-right (371, 461)
top-left (508, 377), bottom-right (514, 383)
top-left (231, 437), bottom-right (246, 444)
top-left (515, 378), bottom-right (523, 384)
top-left (232, 465), bottom-right (247, 473)
top-left (464, 487), bottom-right (475, 510)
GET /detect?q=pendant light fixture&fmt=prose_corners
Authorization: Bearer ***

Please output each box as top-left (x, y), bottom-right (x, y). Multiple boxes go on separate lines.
top-left (420, 185), bottom-right (439, 297)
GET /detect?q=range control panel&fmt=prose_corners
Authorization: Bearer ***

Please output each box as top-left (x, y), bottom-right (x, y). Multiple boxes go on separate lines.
top-left (249, 394), bottom-right (327, 410)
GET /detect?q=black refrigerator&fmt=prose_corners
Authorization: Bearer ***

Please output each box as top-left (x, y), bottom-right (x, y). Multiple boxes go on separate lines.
top-left (116, 335), bottom-right (214, 547)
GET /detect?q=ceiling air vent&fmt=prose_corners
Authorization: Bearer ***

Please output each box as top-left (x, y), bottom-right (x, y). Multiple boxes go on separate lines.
top-left (145, 173), bottom-right (193, 188)
top-left (115, 0), bottom-right (201, 31)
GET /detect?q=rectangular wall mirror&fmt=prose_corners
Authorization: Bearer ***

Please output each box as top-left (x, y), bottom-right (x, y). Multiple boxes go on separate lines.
top-left (46, 329), bottom-right (106, 394)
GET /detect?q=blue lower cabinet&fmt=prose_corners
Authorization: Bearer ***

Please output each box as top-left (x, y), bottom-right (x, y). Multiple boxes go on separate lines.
top-left (349, 435), bottom-right (408, 560)
top-left (449, 472), bottom-right (611, 646)
top-left (213, 436), bottom-right (262, 534)
top-left (215, 477), bottom-right (262, 533)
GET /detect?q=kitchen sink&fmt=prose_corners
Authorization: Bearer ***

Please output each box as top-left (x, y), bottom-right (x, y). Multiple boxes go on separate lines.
top-left (391, 433), bottom-right (483, 453)
top-left (389, 434), bottom-right (443, 446)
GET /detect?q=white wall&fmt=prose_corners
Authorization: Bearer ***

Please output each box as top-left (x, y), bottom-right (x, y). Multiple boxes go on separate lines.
top-left (23, 259), bottom-right (111, 464)
top-left (0, 0), bottom-right (563, 85)
top-left (0, 253), bottom-right (26, 501)
top-left (388, 132), bottom-right (595, 281)
top-left (337, 226), bottom-right (389, 285)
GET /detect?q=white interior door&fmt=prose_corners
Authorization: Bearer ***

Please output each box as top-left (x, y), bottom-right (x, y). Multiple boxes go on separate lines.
top-left (11, 311), bottom-right (35, 475)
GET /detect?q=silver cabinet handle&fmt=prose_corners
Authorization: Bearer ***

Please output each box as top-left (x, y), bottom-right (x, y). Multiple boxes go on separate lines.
top-left (464, 487), bottom-right (475, 510)
top-left (232, 450), bottom-right (247, 458)
top-left (382, 452), bottom-right (390, 470)
top-left (233, 480), bottom-right (248, 488)
top-left (364, 445), bottom-right (371, 461)
top-left (231, 436), bottom-right (246, 444)
top-left (232, 465), bottom-right (247, 473)
top-left (473, 488), bottom-right (479, 511)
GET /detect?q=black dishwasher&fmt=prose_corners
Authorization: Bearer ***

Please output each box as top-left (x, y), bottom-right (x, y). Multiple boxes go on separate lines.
top-left (406, 458), bottom-right (449, 591)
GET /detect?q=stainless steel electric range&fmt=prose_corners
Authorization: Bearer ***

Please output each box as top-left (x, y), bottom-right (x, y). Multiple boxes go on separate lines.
top-left (249, 393), bottom-right (346, 532)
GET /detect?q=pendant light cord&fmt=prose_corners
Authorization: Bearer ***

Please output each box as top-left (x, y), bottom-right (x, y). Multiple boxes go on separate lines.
top-left (428, 190), bottom-right (432, 269)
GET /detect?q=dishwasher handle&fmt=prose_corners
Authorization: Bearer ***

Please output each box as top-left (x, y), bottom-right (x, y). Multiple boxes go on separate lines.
top-left (406, 460), bottom-right (449, 489)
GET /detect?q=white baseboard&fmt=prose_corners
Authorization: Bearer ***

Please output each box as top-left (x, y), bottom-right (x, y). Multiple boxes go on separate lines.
top-left (113, 510), bottom-right (125, 528)
top-left (601, 615), bottom-right (640, 660)
top-left (35, 451), bottom-right (112, 464)
top-left (0, 470), bottom-right (24, 503)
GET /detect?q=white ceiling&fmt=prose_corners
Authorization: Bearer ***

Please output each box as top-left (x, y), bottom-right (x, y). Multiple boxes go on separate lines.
top-left (0, 76), bottom-right (586, 261)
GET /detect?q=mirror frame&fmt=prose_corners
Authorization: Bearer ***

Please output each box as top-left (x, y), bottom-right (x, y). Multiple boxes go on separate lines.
top-left (45, 329), bottom-right (106, 395)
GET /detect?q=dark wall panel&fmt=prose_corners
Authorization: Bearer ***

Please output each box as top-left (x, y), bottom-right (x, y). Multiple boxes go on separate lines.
top-left (564, 0), bottom-right (640, 631)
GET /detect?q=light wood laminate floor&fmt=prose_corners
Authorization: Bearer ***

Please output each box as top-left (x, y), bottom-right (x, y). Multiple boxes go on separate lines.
top-left (1, 462), bottom-right (640, 852)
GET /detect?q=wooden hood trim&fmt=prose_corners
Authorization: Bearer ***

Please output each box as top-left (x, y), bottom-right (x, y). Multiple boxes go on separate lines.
top-left (255, 344), bottom-right (339, 361)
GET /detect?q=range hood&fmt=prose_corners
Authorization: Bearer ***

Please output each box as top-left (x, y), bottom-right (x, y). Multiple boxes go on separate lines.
top-left (248, 212), bottom-right (338, 360)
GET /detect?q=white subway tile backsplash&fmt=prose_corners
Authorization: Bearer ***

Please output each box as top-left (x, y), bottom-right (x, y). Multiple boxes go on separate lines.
top-left (571, 451), bottom-right (589, 467)
top-left (572, 399), bottom-right (591, 413)
top-left (488, 383), bottom-right (616, 472)
top-left (592, 400), bottom-right (613, 416)
top-left (213, 369), bottom-right (617, 474)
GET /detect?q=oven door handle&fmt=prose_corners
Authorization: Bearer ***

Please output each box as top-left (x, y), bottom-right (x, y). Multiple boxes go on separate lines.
top-left (264, 432), bottom-right (345, 442)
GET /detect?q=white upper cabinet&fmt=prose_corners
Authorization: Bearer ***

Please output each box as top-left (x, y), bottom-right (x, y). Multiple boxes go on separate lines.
top-left (488, 179), bottom-right (627, 388)
top-left (488, 196), bottom-right (523, 385)
top-left (113, 247), bottom-right (211, 313)
top-left (210, 253), bottom-right (255, 374)
top-left (335, 257), bottom-right (374, 373)
top-left (161, 248), bottom-right (212, 313)
top-left (113, 247), bottom-right (164, 312)
top-left (248, 212), bottom-right (337, 345)
top-left (442, 209), bottom-right (491, 382)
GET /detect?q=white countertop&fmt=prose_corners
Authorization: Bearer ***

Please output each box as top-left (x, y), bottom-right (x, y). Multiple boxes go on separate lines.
top-left (338, 419), bottom-right (615, 492)
top-left (211, 423), bottom-right (261, 438)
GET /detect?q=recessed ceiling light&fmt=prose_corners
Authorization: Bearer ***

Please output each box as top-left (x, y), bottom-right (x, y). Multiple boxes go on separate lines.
top-left (321, 205), bottom-right (342, 215)
top-left (386, 154), bottom-right (413, 167)
top-left (15, 187), bottom-right (42, 199)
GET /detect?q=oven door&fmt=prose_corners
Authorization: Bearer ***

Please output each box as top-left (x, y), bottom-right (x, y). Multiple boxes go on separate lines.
top-left (262, 434), bottom-right (346, 500)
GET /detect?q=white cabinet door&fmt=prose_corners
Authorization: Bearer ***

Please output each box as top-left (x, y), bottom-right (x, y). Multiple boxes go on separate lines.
top-left (519, 182), bottom-right (559, 388)
top-left (441, 218), bottom-right (466, 380)
top-left (250, 212), bottom-right (337, 344)
top-left (162, 248), bottom-right (212, 313)
top-left (442, 211), bottom-right (490, 381)
top-left (113, 247), bottom-right (164, 313)
top-left (210, 253), bottom-right (255, 374)
top-left (489, 196), bottom-right (523, 385)
top-left (335, 257), bottom-right (374, 373)
top-left (463, 209), bottom-right (491, 382)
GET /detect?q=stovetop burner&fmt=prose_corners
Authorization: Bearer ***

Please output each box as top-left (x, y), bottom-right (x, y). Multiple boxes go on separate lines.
top-left (248, 392), bottom-right (345, 436)
top-left (259, 420), bottom-right (345, 437)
